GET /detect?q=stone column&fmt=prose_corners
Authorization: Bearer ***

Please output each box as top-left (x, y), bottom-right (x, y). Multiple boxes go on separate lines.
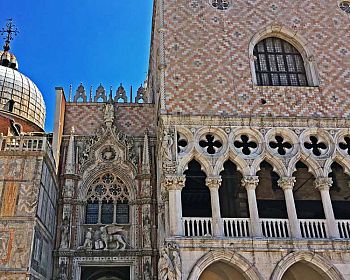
top-left (206, 176), bottom-right (223, 237)
top-left (278, 177), bottom-right (301, 238)
top-left (314, 177), bottom-right (340, 238)
top-left (241, 176), bottom-right (262, 237)
top-left (163, 175), bottom-right (186, 236)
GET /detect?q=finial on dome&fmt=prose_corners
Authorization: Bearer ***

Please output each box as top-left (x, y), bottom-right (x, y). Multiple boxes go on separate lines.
top-left (1, 19), bottom-right (19, 52)
top-left (0, 19), bottom-right (19, 69)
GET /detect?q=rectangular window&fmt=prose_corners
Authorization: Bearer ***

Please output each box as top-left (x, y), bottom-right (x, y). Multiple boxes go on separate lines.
top-left (101, 203), bottom-right (114, 224)
top-left (116, 203), bottom-right (129, 224)
top-left (86, 203), bottom-right (99, 224)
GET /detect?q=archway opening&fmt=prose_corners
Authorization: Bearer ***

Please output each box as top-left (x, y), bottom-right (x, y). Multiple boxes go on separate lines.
top-left (199, 261), bottom-right (247, 280)
top-left (293, 161), bottom-right (324, 219)
top-left (329, 162), bottom-right (350, 219)
top-left (219, 160), bottom-right (247, 218)
top-left (256, 161), bottom-right (286, 218)
top-left (81, 266), bottom-right (130, 280)
top-left (182, 159), bottom-right (211, 217)
top-left (281, 261), bottom-right (331, 280)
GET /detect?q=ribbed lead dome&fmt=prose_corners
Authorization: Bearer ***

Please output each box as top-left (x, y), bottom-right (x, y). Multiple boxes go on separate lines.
top-left (0, 65), bottom-right (46, 129)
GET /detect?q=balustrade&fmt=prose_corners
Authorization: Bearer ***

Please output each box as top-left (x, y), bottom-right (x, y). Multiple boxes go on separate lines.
top-left (223, 218), bottom-right (250, 238)
top-left (261, 219), bottom-right (290, 238)
top-left (337, 220), bottom-right (350, 239)
top-left (299, 219), bottom-right (327, 239)
top-left (183, 218), bottom-right (212, 237)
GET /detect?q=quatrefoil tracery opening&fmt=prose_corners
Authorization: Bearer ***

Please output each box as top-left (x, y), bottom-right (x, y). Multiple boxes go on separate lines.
top-left (211, 0), bottom-right (230, 10)
top-left (304, 136), bottom-right (327, 156)
top-left (269, 135), bottom-right (292, 155)
top-left (199, 134), bottom-right (222, 154)
top-left (177, 133), bottom-right (188, 153)
top-left (234, 135), bottom-right (258, 155)
top-left (87, 173), bottom-right (129, 203)
top-left (339, 136), bottom-right (350, 155)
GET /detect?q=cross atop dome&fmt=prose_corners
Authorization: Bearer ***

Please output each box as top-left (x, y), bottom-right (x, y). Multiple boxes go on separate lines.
top-left (1, 19), bottom-right (19, 52)
top-left (0, 19), bottom-right (19, 69)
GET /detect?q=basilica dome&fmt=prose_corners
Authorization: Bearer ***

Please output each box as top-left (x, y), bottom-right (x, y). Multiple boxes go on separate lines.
top-left (0, 63), bottom-right (46, 129)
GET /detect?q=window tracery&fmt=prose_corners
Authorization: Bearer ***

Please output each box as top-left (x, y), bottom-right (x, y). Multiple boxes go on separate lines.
top-left (340, 1), bottom-right (350, 14)
top-left (85, 173), bottom-right (130, 225)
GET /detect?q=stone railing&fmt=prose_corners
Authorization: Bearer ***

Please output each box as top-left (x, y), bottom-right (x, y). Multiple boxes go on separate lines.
top-left (0, 135), bottom-right (55, 165)
top-left (183, 217), bottom-right (212, 237)
top-left (182, 217), bottom-right (350, 240)
top-left (299, 219), bottom-right (327, 239)
top-left (337, 220), bottom-right (350, 239)
top-left (223, 218), bottom-right (250, 238)
top-left (261, 218), bottom-right (290, 238)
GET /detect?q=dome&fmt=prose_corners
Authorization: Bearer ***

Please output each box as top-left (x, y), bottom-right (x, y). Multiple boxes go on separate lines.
top-left (0, 65), bottom-right (46, 129)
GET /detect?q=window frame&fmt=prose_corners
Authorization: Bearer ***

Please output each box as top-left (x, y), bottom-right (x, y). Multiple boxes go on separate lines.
top-left (249, 28), bottom-right (319, 87)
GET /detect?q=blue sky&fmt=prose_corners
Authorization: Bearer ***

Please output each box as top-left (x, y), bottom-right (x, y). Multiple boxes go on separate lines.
top-left (2, 0), bottom-right (153, 131)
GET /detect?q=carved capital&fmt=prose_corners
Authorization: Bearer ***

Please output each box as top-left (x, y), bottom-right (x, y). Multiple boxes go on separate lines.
top-left (314, 177), bottom-right (333, 191)
top-left (205, 176), bottom-right (222, 190)
top-left (278, 177), bottom-right (296, 191)
top-left (241, 176), bottom-right (259, 191)
top-left (162, 175), bottom-right (186, 191)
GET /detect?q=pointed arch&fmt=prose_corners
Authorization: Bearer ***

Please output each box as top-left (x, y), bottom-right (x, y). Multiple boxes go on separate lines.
top-left (188, 251), bottom-right (263, 280)
top-left (249, 25), bottom-right (319, 87)
top-left (323, 152), bottom-right (350, 176)
top-left (177, 150), bottom-right (213, 176)
top-left (270, 252), bottom-right (344, 280)
top-left (287, 152), bottom-right (322, 177)
top-left (214, 149), bottom-right (251, 176)
top-left (251, 152), bottom-right (287, 177)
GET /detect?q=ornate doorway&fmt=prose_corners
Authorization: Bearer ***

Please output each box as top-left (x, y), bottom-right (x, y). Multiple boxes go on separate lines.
top-left (81, 266), bottom-right (130, 280)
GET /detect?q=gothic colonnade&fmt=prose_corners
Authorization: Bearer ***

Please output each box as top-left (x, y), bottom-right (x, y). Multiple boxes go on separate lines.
top-left (164, 173), bottom-right (339, 238)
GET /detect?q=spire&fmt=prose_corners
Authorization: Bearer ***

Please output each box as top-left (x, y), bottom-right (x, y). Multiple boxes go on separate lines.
top-left (142, 131), bottom-right (150, 174)
top-left (0, 19), bottom-right (19, 69)
top-left (65, 127), bottom-right (75, 175)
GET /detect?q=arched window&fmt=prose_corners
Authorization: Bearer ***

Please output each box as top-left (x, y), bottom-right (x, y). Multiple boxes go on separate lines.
top-left (85, 173), bottom-right (130, 225)
top-left (253, 37), bottom-right (308, 87)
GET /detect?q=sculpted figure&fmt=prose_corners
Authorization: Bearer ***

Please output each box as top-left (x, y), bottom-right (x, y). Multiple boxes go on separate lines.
top-left (143, 214), bottom-right (151, 247)
top-left (60, 217), bottom-right (69, 249)
top-left (162, 130), bottom-right (173, 161)
top-left (93, 227), bottom-right (105, 250)
top-left (172, 250), bottom-right (182, 280)
top-left (81, 227), bottom-right (93, 249)
top-left (144, 260), bottom-right (152, 280)
top-left (104, 103), bottom-right (114, 125)
top-left (158, 248), bottom-right (174, 280)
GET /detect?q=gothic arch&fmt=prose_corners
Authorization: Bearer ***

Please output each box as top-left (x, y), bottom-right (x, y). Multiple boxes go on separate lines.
top-left (251, 153), bottom-right (287, 177)
top-left (270, 252), bottom-right (344, 280)
top-left (213, 150), bottom-right (251, 176)
top-left (287, 152), bottom-right (322, 177)
top-left (323, 153), bottom-right (350, 177)
top-left (249, 25), bottom-right (319, 86)
top-left (188, 251), bottom-right (263, 280)
top-left (177, 151), bottom-right (213, 176)
top-left (78, 165), bottom-right (136, 201)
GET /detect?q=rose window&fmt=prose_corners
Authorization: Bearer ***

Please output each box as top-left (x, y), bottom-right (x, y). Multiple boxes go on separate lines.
top-left (234, 135), bottom-right (258, 155)
top-left (304, 136), bottom-right (327, 156)
top-left (199, 134), bottom-right (222, 154)
top-left (339, 136), bottom-right (350, 155)
top-left (86, 173), bottom-right (129, 225)
top-left (211, 0), bottom-right (229, 10)
top-left (269, 135), bottom-right (292, 155)
top-left (177, 133), bottom-right (188, 154)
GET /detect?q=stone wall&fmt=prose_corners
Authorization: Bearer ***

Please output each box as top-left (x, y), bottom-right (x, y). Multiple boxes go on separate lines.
top-left (158, 0), bottom-right (350, 118)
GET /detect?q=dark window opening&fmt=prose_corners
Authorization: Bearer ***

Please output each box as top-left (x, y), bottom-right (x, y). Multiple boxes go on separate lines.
top-left (256, 161), bottom-right (286, 218)
top-left (6, 99), bottom-right (15, 112)
top-left (293, 161), bottom-right (325, 219)
top-left (182, 160), bottom-right (211, 217)
top-left (329, 162), bottom-right (350, 219)
top-left (116, 202), bottom-right (129, 224)
top-left (101, 201), bottom-right (113, 224)
top-left (81, 266), bottom-right (130, 280)
top-left (254, 37), bottom-right (309, 87)
top-left (219, 161), bottom-right (247, 218)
